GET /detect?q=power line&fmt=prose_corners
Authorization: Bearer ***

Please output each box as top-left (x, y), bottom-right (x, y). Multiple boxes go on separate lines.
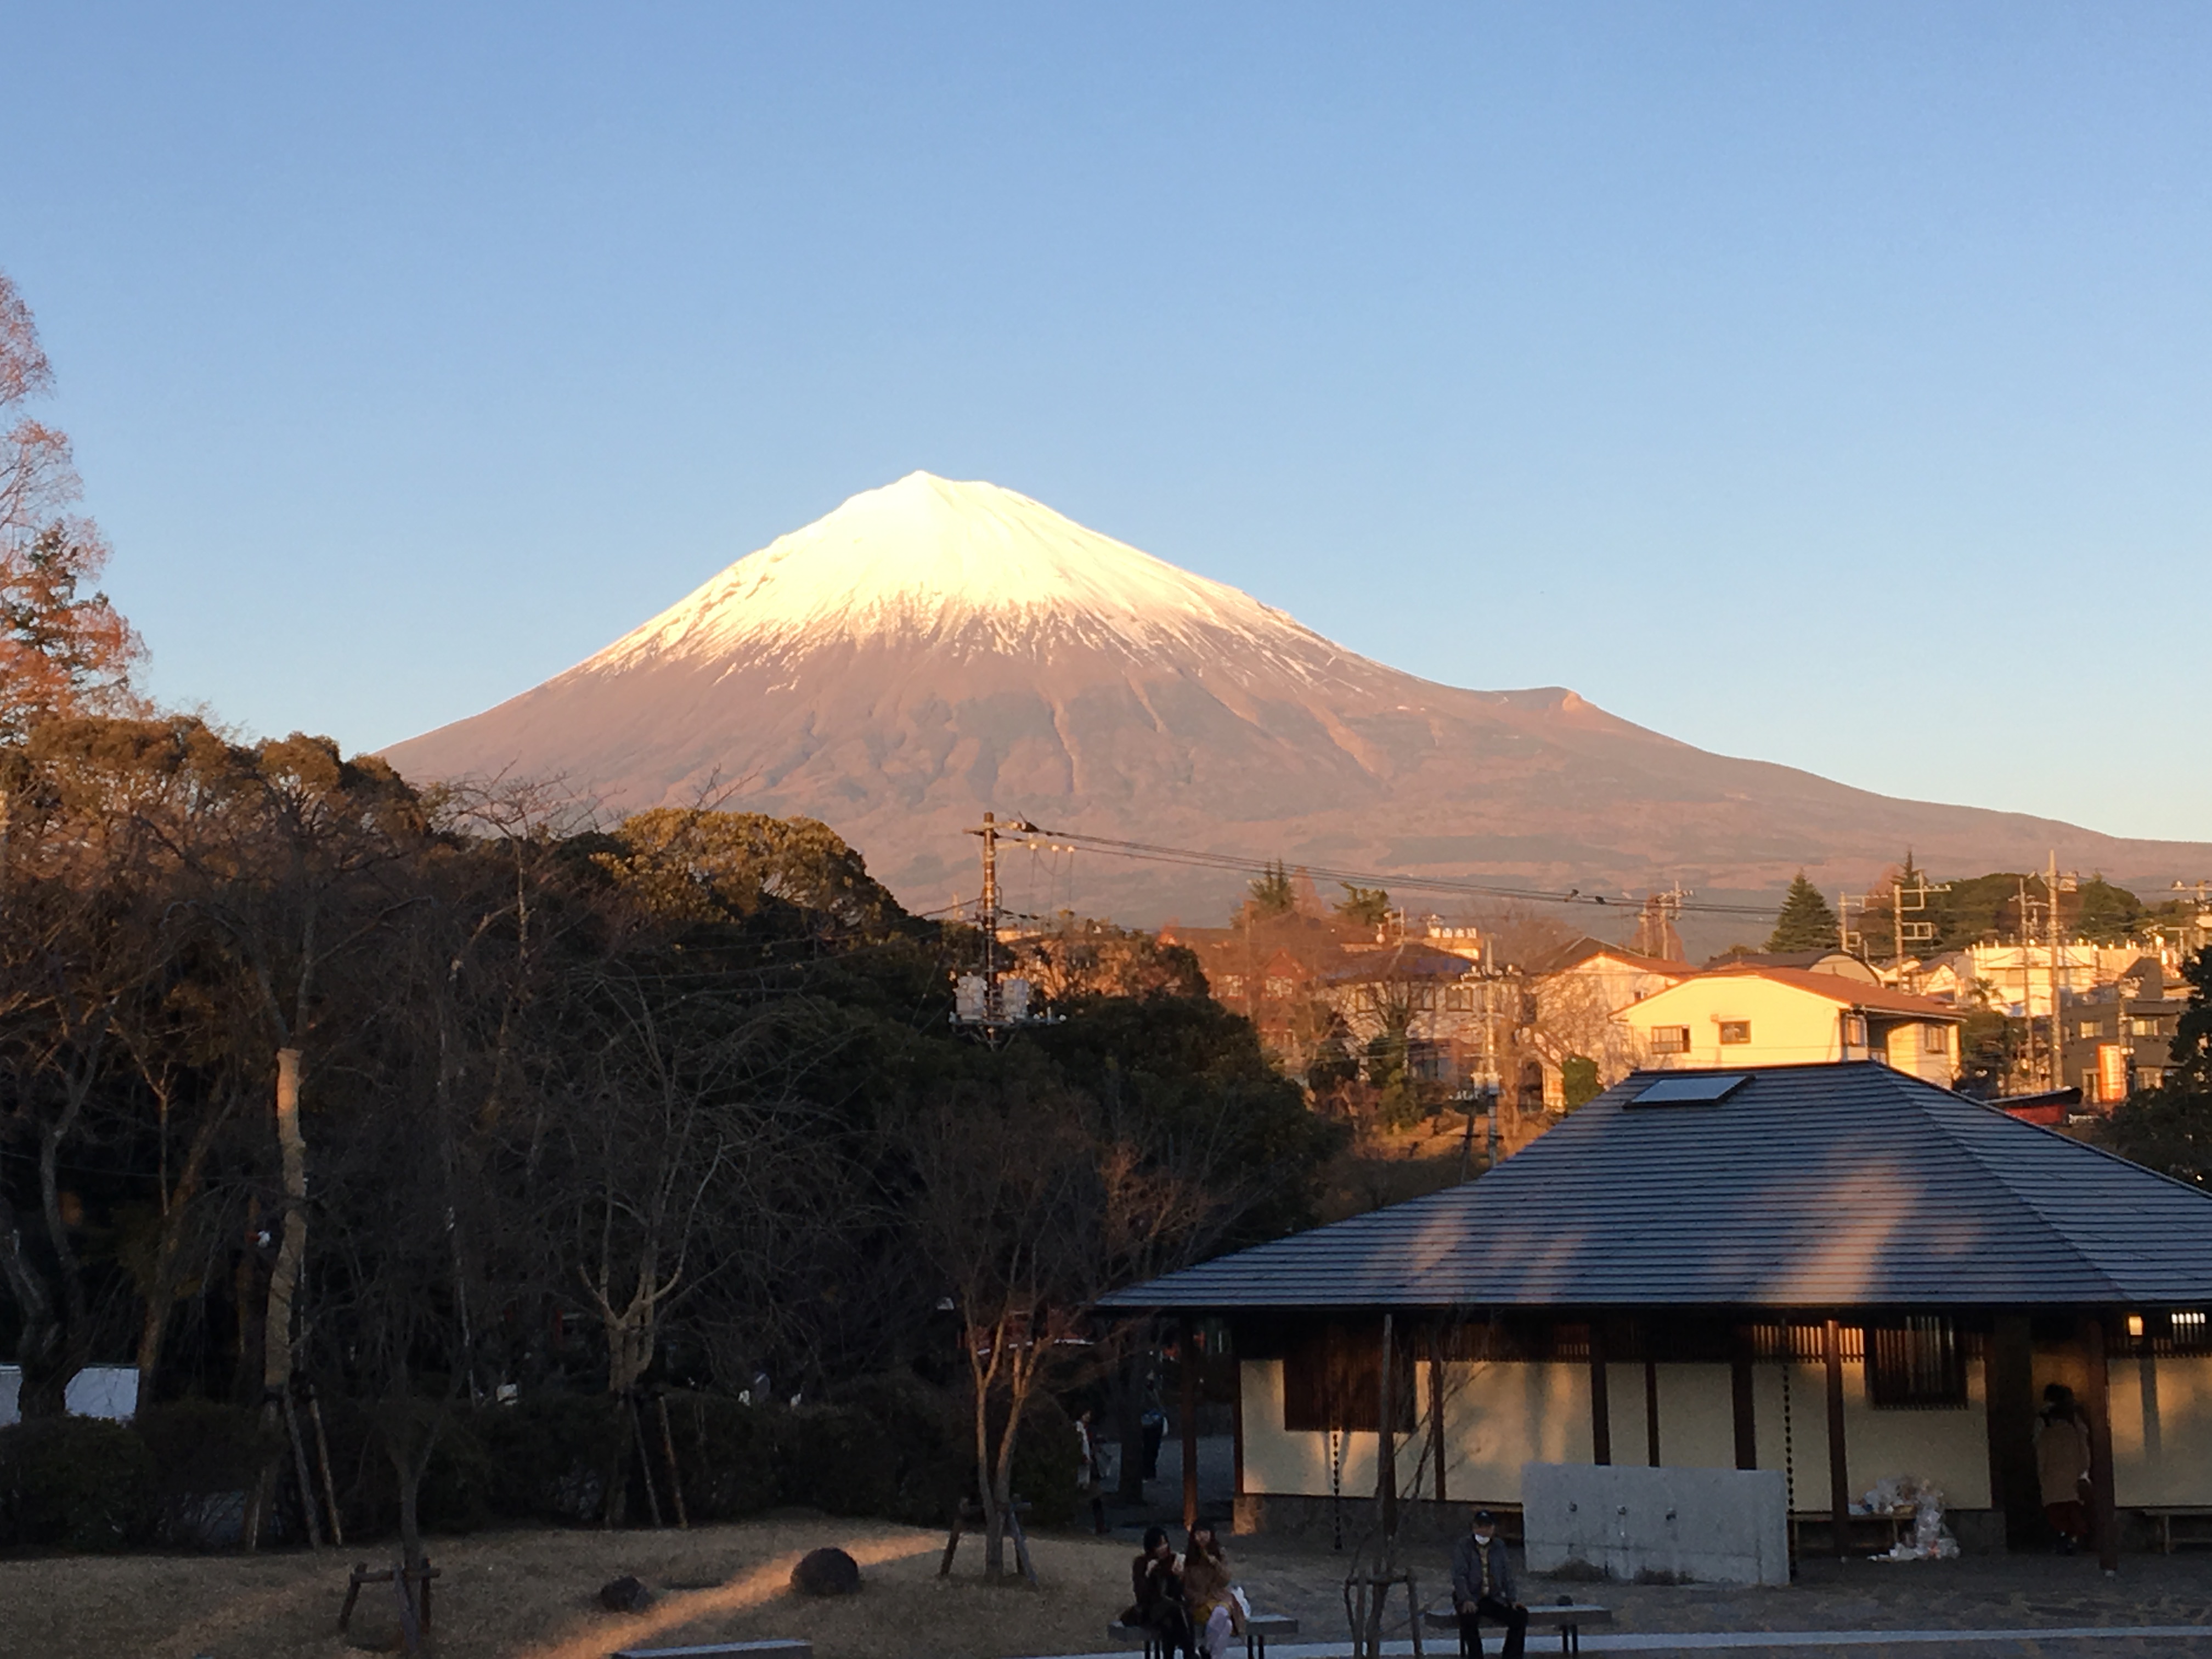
top-left (1011, 825), bottom-right (1787, 919)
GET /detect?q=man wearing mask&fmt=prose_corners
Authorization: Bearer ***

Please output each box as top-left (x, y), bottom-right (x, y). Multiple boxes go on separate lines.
top-left (1449, 1509), bottom-right (1527, 1658)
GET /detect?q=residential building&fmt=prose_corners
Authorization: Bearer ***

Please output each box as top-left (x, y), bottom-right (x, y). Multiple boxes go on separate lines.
top-left (1520, 938), bottom-right (1694, 1107)
top-left (1617, 966), bottom-right (1964, 1084)
top-left (1105, 1062), bottom-right (2212, 1565)
top-left (2061, 957), bottom-right (2188, 1105)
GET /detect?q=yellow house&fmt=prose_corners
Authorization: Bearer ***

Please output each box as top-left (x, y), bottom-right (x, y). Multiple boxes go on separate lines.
top-left (1618, 965), bottom-right (1963, 1084)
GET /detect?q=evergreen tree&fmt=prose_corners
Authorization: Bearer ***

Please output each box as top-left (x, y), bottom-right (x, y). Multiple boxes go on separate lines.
top-left (1246, 859), bottom-right (1296, 919)
top-left (1767, 872), bottom-right (1841, 952)
top-left (1334, 883), bottom-right (1391, 927)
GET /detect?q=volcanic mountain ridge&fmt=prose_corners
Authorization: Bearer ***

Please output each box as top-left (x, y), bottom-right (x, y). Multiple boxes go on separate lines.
top-left (383, 472), bottom-right (2211, 927)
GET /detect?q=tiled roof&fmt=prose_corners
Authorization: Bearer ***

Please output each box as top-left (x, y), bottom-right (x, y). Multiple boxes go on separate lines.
top-left (1528, 936), bottom-right (1695, 979)
top-left (1101, 1063), bottom-right (2212, 1311)
top-left (1680, 966), bottom-right (1965, 1020)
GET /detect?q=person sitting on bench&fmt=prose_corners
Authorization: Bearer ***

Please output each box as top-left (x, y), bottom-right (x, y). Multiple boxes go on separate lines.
top-left (1128, 1525), bottom-right (1197, 1659)
top-left (1181, 1521), bottom-right (1245, 1658)
top-left (1450, 1509), bottom-right (1527, 1659)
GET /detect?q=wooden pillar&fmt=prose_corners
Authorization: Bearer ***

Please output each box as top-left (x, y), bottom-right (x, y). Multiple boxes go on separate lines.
top-left (1378, 1313), bottom-right (1398, 1541)
top-left (1230, 1335), bottom-right (1246, 1508)
top-left (1181, 1319), bottom-right (1200, 1531)
top-left (1984, 1314), bottom-right (2041, 1549)
top-left (1644, 1357), bottom-right (1662, 1467)
top-left (1426, 1327), bottom-right (1448, 1503)
top-left (1823, 1317), bottom-right (1849, 1558)
top-left (1588, 1318), bottom-right (1612, 1465)
top-left (2083, 1313), bottom-right (2120, 1575)
top-left (1731, 1331), bottom-right (1757, 1471)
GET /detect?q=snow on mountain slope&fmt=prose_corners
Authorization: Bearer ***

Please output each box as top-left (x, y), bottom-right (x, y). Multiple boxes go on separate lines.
top-left (383, 474), bottom-right (2212, 926)
top-left (590, 472), bottom-right (1353, 677)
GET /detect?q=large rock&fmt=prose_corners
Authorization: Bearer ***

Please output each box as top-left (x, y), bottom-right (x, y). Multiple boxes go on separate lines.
top-left (599, 1574), bottom-right (652, 1612)
top-left (790, 1546), bottom-right (862, 1596)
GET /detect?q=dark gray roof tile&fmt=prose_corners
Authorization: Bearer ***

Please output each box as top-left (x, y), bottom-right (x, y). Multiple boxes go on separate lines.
top-left (1102, 1063), bottom-right (2212, 1311)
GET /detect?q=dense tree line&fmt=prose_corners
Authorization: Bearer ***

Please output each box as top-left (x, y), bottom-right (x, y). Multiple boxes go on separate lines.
top-left (0, 715), bottom-right (1338, 1566)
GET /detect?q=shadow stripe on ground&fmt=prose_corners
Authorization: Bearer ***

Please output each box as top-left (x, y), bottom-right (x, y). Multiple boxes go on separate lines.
top-left (1017, 1627), bottom-right (2212, 1658)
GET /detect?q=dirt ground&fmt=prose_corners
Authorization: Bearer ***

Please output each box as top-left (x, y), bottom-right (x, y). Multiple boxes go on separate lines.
top-left (0, 1515), bottom-right (1139, 1659)
top-left (9, 1515), bottom-right (2212, 1659)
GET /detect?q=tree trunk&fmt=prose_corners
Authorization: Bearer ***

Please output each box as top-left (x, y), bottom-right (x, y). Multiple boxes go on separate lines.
top-left (261, 1049), bottom-right (308, 1401)
top-left (135, 1098), bottom-right (230, 1404)
top-left (974, 1363), bottom-right (1004, 1578)
top-left (0, 1186), bottom-right (69, 1418)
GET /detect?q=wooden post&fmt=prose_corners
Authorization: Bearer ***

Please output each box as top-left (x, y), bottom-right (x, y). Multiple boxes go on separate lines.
top-left (1181, 1319), bottom-right (1200, 1531)
top-left (1588, 1318), bottom-right (1611, 1465)
top-left (2084, 1312), bottom-right (2120, 1575)
top-left (1378, 1313), bottom-right (1398, 1541)
top-left (1731, 1329), bottom-right (1757, 1470)
top-left (1426, 1326), bottom-right (1447, 1503)
top-left (1823, 1317), bottom-right (1849, 1559)
top-left (1985, 1314), bottom-right (2040, 1549)
top-left (1644, 1355), bottom-right (1662, 1468)
top-left (1231, 1338), bottom-right (1247, 1506)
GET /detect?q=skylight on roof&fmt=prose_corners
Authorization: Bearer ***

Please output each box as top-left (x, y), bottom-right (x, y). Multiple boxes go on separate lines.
top-left (1630, 1074), bottom-right (1751, 1107)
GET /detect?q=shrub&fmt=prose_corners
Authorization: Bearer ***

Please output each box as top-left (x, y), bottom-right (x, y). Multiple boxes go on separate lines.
top-left (0, 1417), bottom-right (155, 1550)
top-left (1009, 1391), bottom-right (1079, 1530)
top-left (132, 1400), bottom-right (281, 1548)
top-left (415, 1415), bottom-right (494, 1534)
top-left (476, 1392), bottom-right (624, 1525)
top-left (667, 1392), bottom-right (779, 1521)
top-left (830, 1373), bottom-right (966, 1525)
top-left (779, 1402), bottom-right (896, 1517)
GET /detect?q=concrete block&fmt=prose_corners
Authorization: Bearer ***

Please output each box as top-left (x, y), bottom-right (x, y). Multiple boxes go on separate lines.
top-left (1521, 1462), bottom-right (1788, 1587)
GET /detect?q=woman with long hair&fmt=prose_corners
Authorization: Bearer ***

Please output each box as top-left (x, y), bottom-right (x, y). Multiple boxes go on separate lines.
top-left (1181, 1521), bottom-right (1244, 1659)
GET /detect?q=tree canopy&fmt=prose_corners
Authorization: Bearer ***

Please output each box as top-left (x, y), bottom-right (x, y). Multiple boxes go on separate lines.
top-left (1766, 872), bottom-right (1840, 952)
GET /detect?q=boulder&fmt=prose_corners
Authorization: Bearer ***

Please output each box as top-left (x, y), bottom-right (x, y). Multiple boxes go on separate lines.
top-left (790, 1547), bottom-right (862, 1596)
top-left (599, 1575), bottom-right (652, 1612)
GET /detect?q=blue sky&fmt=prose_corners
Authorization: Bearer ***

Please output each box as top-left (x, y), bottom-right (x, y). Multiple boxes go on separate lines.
top-left (4, 4), bottom-right (2207, 848)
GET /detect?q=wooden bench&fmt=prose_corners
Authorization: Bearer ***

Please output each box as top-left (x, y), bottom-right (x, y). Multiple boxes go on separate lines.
top-left (611, 1643), bottom-right (812, 1658)
top-left (2141, 1506), bottom-right (2212, 1554)
top-left (1425, 1601), bottom-right (1613, 1656)
top-left (1108, 1610), bottom-right (1297, 1658)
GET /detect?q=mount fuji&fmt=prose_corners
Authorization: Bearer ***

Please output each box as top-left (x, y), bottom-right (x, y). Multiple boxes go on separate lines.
top-left (384, 473), bottom-right (2209, 927)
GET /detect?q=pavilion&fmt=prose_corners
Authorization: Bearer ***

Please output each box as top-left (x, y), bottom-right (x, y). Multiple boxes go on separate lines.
top-left (1102, 1062), bottom-right (2212, 1568)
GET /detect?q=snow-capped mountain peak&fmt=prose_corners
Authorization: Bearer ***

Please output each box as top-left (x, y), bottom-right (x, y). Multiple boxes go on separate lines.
top-left (586, 472), bottom-right (1338, 673)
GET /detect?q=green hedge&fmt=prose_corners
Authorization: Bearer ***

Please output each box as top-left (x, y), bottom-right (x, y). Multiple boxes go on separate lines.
top-left (0, 1373), bottom-right (1091, 1550)
top-left (0, 1417), bottom-right (155, 1550)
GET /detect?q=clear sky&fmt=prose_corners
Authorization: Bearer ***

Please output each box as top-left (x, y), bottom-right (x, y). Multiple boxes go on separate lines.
top-left (4, 4), bottom-right (2207, 848)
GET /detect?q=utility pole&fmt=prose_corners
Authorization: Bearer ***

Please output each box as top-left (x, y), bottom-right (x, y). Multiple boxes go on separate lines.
top-left (2043, 853), bottom-right (2078, 1093)
top-left (1891, 869), bottom-right (1950, 992)
top-left (952, 812), bottom-right (1051, 1042)
top-left (1836, 891), bottom-right (1866, 958)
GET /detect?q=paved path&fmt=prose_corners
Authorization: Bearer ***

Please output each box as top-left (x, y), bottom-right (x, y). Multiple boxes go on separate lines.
top-left (1051, 1514), bottom-right (2212, 1659)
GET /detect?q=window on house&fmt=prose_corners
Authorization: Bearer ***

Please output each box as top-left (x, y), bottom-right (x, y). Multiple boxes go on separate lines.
top-left (1280, 1324), bottom-right (1418, 1434)
top-left (1444, 986), bottom-right (1472, 1012)
top-left (2079, 1020), bottom-right (2104, 1040)
top-left (1841, 1014), bottom-right (1869, 1047)
top-left (1718, 1020), bottom-right (1752, 1045)
top-left (1218, 975), bottom-right (1244, 998)
top-left (2130, 1017), bottom-right (2160, 1039)
top-left (1649, 1025), bottom-right (1690, 1054)
top-left (1265, 977), bottom-right (1294, 1000)
top-left (1923, 1025), bottom-right (1950, 1054)
top-left (1867, 1318), bottom-right (1967, 1408)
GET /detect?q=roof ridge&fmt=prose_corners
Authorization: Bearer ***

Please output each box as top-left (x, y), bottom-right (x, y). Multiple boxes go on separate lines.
top-left (1911, 1077), bottom-right (2131, 1300)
